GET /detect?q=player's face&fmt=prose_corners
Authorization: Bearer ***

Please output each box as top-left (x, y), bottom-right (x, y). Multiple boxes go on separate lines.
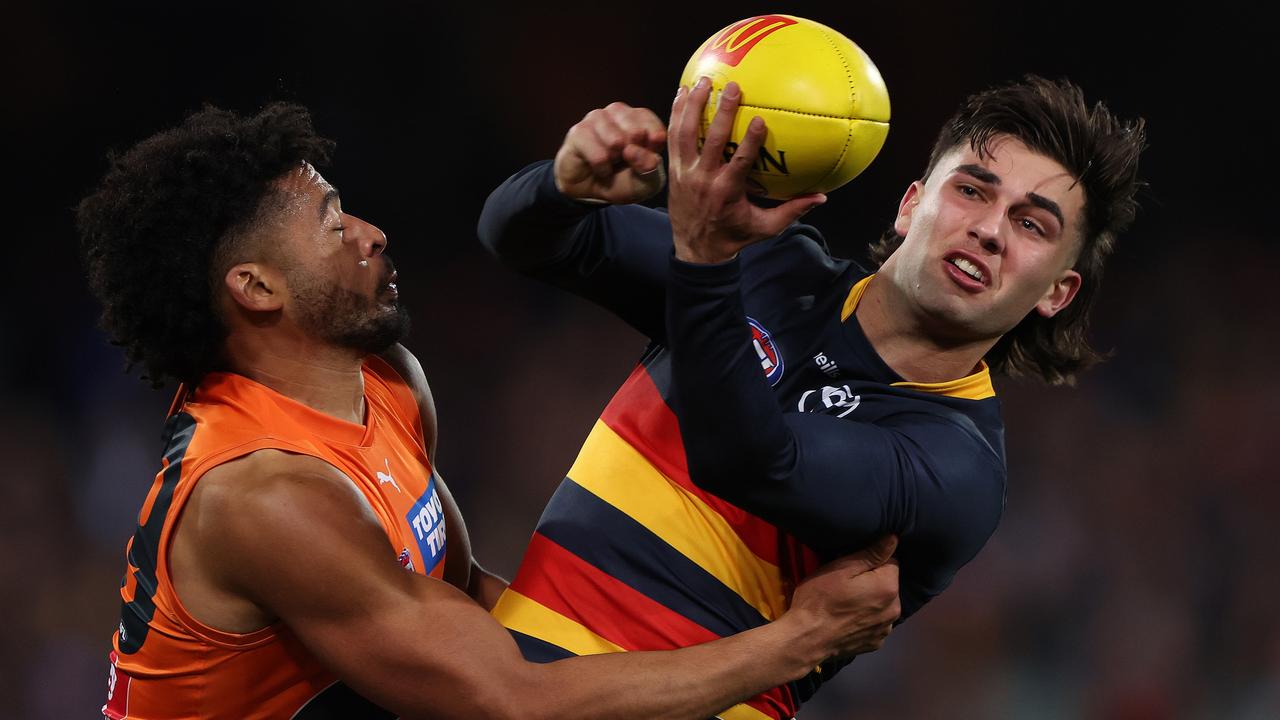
top-left (885, 135), bottom-right (1085, 343)
top-left (271, 163), bottom-right (409, 353)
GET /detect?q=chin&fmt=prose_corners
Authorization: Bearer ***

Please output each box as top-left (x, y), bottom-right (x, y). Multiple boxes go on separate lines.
top-left (915, 293), bottom-right (993, 343)
top-left (338, 304), bottom-right (412, 355)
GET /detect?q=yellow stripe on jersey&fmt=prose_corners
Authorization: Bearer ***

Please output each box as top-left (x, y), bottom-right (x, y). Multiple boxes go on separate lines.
top-left (492, 589), bottom-right (624, 656)
top-left (841, 273), bottom-right (997, 401)
top-left (891, 363), bottom-right (996, 400)
top-left (719, 702), bottom-right (777, 720)
top-left (497, 587), bottom-right (780, 720)
top-left (839, 274), bottom-right (875, 322)
top-left (569, 421), bottom-right (788, 621)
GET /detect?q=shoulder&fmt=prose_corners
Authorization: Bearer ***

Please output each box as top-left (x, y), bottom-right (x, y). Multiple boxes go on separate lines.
top-left (741, 222), bottom-right (856, 291)
top-left (190, 449), bottom-right (390, 595)
top-left (196, 450), bottom-right (378, 531)
top-left (372, 344), bottom-right (438, 459)
top-left (880, 393), bottom-right (1004, 468)
top-left (882, 412), bottom-right (1006, 550)
top-left (370, 345), bottom-right (429, 405)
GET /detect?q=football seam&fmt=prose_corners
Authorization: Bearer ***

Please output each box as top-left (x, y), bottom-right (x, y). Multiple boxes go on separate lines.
top-left (737, 104), bottom-right (857, 121)
top-left (813, 24), bottom-right (856, 192)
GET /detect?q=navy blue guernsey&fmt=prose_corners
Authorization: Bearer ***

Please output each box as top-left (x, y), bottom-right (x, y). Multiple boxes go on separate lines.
top-left (479, 161), bottom-right (1007, 719)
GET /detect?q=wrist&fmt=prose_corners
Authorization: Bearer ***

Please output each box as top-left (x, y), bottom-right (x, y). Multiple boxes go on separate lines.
top-left (672, 233), bottom-right (739, 265)
top-left (552, 173), bottom-right (609, 206)
top-left (770, 607), bottom-right (830, 677)
top-left (674, 245), bottom-right (738, 264)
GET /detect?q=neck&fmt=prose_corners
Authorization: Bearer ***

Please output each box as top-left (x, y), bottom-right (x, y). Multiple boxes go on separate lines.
top-left (855, 274), bottom-right (995, 384)
top-left (223, 332), bottom-right (368, 425)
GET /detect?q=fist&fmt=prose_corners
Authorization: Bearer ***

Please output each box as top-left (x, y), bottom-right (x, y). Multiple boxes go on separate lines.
top-left (554, 102), bottom-right (668, 205)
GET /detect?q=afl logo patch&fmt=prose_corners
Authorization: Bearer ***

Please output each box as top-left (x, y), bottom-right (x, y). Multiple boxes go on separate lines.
top-left (747, 316), bottom-right (784, 385)
top-left (397, 547), bottom-right (415, 572)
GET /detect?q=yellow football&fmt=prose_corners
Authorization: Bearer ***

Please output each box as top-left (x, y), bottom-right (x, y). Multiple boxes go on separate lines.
top-left (679, 15), bottom-right (891, 199)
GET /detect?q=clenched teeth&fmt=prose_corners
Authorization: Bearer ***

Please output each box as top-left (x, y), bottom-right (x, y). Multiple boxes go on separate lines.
top-left (950, 257), bottom-right (984, 283)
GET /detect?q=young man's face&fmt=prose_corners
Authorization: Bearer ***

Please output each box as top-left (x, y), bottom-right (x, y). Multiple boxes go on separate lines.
top-left (884, 135), bottom-right (1085, 344)
top-left (267, 162), bottom-right (408, 353)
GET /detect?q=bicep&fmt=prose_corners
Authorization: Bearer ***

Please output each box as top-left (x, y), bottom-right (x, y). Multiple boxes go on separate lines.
top-left (704, 412), bottom-right (912, 555)
top-left (209, 456), bottom-right (529, 717)
top-left (890, 425), bottom-right (1005, 618)
top-left (703, 412), bottom-right (1001, 554)
top-left (707, 412), bottom-right (1004, 618)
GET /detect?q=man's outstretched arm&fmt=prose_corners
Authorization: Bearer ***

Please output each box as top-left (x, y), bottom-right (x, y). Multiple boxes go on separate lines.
top-left (189, 449), bottom-right (900, 720)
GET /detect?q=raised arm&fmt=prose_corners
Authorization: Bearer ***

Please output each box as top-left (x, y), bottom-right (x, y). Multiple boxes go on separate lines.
top-left (664, 79), bottom-right (1002, 618)
top-left (476, 103), bottom-right (678, 339)
top-left (185, 449), bottom-right (899, 720)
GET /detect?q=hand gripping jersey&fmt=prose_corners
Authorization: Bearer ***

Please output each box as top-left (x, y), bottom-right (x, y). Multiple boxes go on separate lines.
top-left (103, 357), bottom-right (445, 719)
top-left (479, 162), bottom-right (1007, 720)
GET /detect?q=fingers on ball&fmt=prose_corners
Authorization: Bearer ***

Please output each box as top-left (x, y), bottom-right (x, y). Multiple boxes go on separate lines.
top-left (702, 83), bottom-right (741, 164)
top-left (726, 116), bottom-right (765, 177)
top-left (674, 78), bottom-right (711, 161)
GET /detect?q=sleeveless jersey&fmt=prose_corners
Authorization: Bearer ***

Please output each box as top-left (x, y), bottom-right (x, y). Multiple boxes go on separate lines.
top-left (103, 356), bottom-right (447, 719)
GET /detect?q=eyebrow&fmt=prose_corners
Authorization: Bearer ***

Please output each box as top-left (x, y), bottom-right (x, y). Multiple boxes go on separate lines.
top-left (318, 188), bottom-right (341, 222)
top-left (953, 163), bottom-right (1065, 230)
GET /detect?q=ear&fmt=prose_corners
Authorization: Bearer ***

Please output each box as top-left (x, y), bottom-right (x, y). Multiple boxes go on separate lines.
top-left (893, 181), bottom-right (923, 237)
top-left (1035, 268), bottom-right (1082, 318)
top-left (223, 262), bottom-right (285, 313)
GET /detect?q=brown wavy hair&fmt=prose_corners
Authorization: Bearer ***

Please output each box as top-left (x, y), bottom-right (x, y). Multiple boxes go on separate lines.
top-left (868, 75), bottom-right (1146, 385)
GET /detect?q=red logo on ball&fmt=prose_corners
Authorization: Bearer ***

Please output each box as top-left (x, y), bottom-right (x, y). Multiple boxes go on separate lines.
top-left (700, 15), bottom-right (799, 68)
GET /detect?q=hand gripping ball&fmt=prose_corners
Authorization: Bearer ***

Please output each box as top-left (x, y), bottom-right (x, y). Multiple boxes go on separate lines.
top-left (679, 15), bottom-right (891, 199)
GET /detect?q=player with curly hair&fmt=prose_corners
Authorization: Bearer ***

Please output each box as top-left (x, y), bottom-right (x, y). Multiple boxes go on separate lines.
top-left (80, 102), bottom-right (901, 719)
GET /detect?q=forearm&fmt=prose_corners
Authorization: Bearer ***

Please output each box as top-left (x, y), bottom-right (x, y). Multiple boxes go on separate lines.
top-left (478, 161), bottom-right (672, 338)
top-left (513, 611), bottom-right (825, 720)
top-left (477, 160), bottom-right (595, 270)
top-left (330, 577), bottom-right (831, 720)
top-left (667, 255), bottom-right (796, 484)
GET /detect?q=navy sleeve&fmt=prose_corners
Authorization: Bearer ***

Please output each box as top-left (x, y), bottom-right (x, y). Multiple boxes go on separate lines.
top-left (666, 255), bottom-right (1003, 618)
top-left (477, 160), bottom-right (675, 340)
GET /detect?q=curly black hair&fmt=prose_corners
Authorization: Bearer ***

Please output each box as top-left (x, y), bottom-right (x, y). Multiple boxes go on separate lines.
top-left (77, 102), bottom-right (335, 387)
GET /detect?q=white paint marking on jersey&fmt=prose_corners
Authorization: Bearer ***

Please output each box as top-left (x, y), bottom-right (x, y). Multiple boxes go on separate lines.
top-left (799, 385), bottom-right (861, 417)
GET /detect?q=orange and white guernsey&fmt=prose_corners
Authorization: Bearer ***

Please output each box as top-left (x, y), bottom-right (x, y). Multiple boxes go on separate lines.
top-left (104, 357), bottom-right (444, 719)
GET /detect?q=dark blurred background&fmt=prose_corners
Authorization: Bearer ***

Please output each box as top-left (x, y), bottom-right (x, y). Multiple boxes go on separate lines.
top-left (4, 1), bottom-right (1276, 717)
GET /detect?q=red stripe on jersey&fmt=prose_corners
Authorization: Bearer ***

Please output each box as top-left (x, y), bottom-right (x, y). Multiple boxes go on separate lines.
top-left (510, 532), bottom-right (719, 649)
top-left (510, 532), bottom-right (796, 718)
top-left (600, 364), bottom-right (822, 579)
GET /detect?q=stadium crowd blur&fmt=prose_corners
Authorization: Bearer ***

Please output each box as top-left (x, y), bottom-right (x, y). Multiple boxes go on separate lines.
top-left (4, 3), bottom-right (1274, 718)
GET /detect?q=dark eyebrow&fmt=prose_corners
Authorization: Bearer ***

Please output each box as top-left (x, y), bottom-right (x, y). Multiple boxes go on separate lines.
top-left (955, 163), bottom-right (1001, 186)
top-left (955, 163), bottom-right (1065, 230)
top-left (318, 188), bottom-right (341, 222)
top-left (1027, 193), bottom-right (1065, 230)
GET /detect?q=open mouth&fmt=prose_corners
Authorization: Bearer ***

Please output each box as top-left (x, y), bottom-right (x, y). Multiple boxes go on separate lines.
top-left (942, 253), bottom-right (991, 291)
top-left (948, 257), bottom-right (984, 283)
